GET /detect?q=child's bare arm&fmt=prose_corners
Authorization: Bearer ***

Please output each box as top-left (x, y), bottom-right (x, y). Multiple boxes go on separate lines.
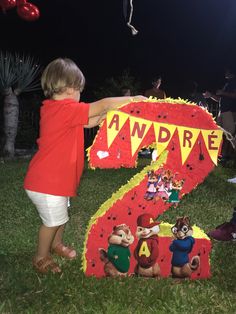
top-left (88, 95), bottom-right (146, 118)
top-left (84, 113), bottom-right (106, 129)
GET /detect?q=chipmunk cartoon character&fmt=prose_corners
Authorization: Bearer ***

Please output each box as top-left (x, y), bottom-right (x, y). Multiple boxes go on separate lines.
top-left (144, 170), bottom-right (160, 201)
top-left (155, 169), bottom-right (173, 201)
top-left (169, 216), bottom-right (200, 278)
top-left (167, 179), bottom-right (185, 207)
top-left (134, 213), bottom-right (160, 278)
top-left (99, 224), bottom-right (134, 277)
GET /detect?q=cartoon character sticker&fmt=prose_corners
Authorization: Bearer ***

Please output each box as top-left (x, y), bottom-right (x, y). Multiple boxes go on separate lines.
top-left (169, 216), bottom-right (200, 278)
top-left (144, 169), bottom-right (185, 205)
top-left (134, 213), bottom-right (160, 278)
top-left (99, 224), bottom-right (134, 277)
top-left (144, 170), bottom-right (160, 201)
top-left (167, 179), bottom-right (185, 207)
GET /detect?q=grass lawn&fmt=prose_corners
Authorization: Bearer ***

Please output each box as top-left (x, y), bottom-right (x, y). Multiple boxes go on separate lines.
top-left (0, 158), bottom-right (236, 314)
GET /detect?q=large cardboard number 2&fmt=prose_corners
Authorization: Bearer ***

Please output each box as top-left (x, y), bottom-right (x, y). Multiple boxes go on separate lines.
top-left (82, 99), bottom-right (222, 279)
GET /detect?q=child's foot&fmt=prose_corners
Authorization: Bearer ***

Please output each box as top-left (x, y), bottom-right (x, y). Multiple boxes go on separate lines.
top-left (52, 243), bottom-right (77, 260)
top-left (33, 256), bottom-right (62, 274)
top-left (207, 222), bottom-right (236, 241)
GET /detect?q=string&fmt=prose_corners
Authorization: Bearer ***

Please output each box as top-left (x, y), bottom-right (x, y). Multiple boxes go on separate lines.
top-left (127, 0), bottom-right (138, 36)
top-left (219, 126), bottom-right (235, 149)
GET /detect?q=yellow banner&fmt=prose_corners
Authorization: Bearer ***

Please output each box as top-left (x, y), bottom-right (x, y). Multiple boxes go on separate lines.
top-left (106, 111), bottom-right (223, 164)
top-left (153, 122), bottom-right (177, 157)
top-left (201, 129), bottom-right (223, 165)
top-left (106, 111), bottom-right (129, 148)
top-left (129, 116), bottom-right (152, 156)
top-left (178, 126), bottom-right (200, 164)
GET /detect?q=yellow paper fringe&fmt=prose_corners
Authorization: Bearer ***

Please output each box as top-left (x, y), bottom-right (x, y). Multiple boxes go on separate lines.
top-left (158, 222), bottom-right (210, 239)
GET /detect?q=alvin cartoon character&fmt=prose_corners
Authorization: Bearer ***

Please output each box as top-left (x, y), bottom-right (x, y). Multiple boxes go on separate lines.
top-left (134, 213), bottom-right (160, 278)
top-left (169, 216), bottom-right (200, 278)
top-left (144, 170), bottom-right (160, 201)
top-left (167, 179), bottom-right (185, 207)
top-left (155, 169), bottom-right (173, 201)
top-left (99, 224), bottom-right (134, 277)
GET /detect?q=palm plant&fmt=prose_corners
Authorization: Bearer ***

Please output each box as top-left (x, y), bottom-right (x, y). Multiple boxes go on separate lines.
top-left (0, 51), bottom-right (41, 158)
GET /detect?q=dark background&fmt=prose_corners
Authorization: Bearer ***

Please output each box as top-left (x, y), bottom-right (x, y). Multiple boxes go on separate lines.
top-left (1, 0), bottom-right (236, 98)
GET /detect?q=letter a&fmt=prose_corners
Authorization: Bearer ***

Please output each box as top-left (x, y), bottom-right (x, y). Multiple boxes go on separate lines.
top-left (139, 241), bottom-right (151, 257)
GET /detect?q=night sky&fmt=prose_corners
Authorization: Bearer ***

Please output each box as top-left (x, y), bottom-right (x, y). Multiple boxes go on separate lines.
top-left (1, 0), bottom-right (236, 98)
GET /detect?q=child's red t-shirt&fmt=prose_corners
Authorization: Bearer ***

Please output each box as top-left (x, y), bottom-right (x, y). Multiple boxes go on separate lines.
top-left (24, 98), bottom-right (89, 196)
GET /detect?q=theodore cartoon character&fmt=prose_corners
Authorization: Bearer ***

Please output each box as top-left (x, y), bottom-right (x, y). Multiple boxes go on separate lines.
top-left (134, 213), bottom-right (160, 278)
top-left (144, 170), bottom-right (160, 201)
top-left (169, 216), bottom-right (200, 278)
top-left (99, 224), bottom-right (134, 277)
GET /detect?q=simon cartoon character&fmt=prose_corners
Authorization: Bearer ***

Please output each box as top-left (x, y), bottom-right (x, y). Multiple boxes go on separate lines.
top-left (99, 224), bottom-right (134, 277)
top-left (169, 216), bottom-right (200, 278)
top-left (134, 213), bottom-right (160, 278)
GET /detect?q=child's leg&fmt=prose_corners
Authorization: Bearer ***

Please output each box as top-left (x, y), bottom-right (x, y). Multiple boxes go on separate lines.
top-left (33, 224), bottom-right (61, 273)
top-left (25, 190), bottom-right (75, 268)
top-left (35, 224), bottom-right (60, 261)
top-left (51, 224), bottom-right (65, 248)
top-left (51, 224), bottom-right (77, 259)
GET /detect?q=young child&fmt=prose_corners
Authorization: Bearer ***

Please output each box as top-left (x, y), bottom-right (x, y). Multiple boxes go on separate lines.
top-left (24, 58), bottom-right (146, 274)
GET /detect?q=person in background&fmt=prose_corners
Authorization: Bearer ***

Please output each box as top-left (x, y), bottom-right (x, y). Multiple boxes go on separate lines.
top-left (24, 58), bottom-right (146, 274)
top-left (208, 207), bottom-right (236, 241)
top-left (184, 80), bottom-right (208, 109)
top-left (203, 67), bottom-right (236, 165)
top-left (144, 76), bottom-right (166, 99)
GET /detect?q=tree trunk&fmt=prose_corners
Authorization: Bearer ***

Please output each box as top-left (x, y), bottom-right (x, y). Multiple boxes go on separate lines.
top-left (3, 88), bottom-right (19, 159)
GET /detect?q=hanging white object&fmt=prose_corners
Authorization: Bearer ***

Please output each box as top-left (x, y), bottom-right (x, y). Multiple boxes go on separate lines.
top-left (127, 0), bottom-right (138, 35)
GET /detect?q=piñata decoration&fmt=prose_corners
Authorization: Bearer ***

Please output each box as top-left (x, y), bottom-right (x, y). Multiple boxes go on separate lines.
top-left (82, 98), bottom-right (223, 279)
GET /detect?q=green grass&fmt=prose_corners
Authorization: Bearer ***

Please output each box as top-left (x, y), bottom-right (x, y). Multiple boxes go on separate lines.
top-left (0, 159), bottom-right (236, 314)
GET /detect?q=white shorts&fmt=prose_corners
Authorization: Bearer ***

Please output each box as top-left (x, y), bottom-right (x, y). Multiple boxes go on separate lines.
top-left (25, 190), bottom-right (69, 227)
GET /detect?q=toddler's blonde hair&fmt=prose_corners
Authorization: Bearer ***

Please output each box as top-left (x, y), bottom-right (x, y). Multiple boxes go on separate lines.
top-left (41, 58), bottom-right (85, 98)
